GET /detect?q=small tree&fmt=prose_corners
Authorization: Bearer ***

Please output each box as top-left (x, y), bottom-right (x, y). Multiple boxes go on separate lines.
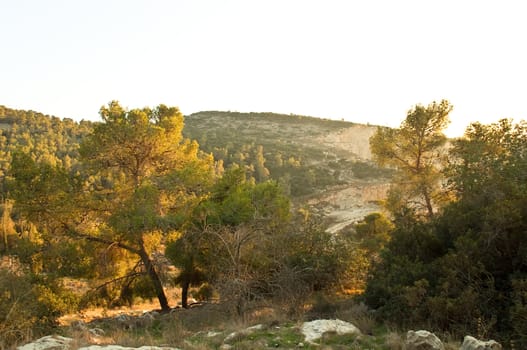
top-left (167, 166), bottom-right (290, 316)
top-left (370, 100), bottom-right (452, 218)
top-left (165, 230), bottom-right (208, 308)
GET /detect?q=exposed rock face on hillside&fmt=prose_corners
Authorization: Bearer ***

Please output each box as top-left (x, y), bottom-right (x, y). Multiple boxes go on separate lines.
top-left (308, 182), bottom-right (389, 233)
top-left (315, 124), bottom-right (377, 161)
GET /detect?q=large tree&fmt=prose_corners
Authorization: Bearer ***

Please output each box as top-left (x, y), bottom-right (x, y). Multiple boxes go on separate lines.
top-left (10, 101), bottom-right (215, 312)
top-left (370, 100), bottom-right (452, 218)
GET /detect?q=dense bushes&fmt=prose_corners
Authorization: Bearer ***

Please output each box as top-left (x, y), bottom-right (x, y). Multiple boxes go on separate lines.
top-left (365, 119), bottom-right (527, 346)
top-left (0, 267), bottom-right (78, 349)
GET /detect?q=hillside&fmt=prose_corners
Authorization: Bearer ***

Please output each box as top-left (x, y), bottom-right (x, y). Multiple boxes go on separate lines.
top-left (0, 106), bottom-right (392, 232)
top-left (183, 111), bottom-right (393, 231)
top-left (0, 105), bottom-right (93, 180)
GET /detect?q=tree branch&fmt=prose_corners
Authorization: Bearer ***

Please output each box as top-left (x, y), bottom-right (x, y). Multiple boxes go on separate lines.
top-left (61, 221), bottom-right (141, 255)
top-left (92, 270), bottom-right (145, 292)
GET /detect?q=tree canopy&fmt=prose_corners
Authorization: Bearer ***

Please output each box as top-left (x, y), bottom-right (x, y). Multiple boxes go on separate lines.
top-left (365, 118), bottom-right (527, 345)
top-left (10, 101), bottom-right (216, 312)
top-left (370, 100), bottom-right (452, 217)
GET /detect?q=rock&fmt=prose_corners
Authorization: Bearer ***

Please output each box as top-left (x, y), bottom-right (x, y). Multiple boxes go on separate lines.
top-left (88, 327), bottom-right (106, 336)
top-left (79, 346), bottom-right (180, 350)
top-left (206, 331), bottom-right (222, 337)
top-left (17, 336), bottom-right (181, 350)
top-left (246, 324), bottom-right (265, 331)
top-left (17, 335), bottom-right (73, 350)
top-left (405, 330), bottom-right (445, 350)
top-left (300, 319), bottom-right (361, 343)
top-left (461, 335), bottom-right (502, 350)
top-left (223, 324), bottom-right (265, 344)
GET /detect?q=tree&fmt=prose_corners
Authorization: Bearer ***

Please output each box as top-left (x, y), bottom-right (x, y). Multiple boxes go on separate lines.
top-left (10, 101), bottom-right (215, 312)
top-left (354, 212), bottom-right (393, 253)
top-left (254, 145), bottom-right (270, 182)
top-left (370, 100), bottom-right (452, 218)
top-left (165, 230), bottom-right (208, 308)
top-left (167, 166), bottom-right (291, 315)
top-left (365, 119), bottom-right (527, 343)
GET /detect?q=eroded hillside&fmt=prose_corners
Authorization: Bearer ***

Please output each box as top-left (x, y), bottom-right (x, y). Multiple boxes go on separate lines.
top-left (184, 111), bottom-right (392, 231)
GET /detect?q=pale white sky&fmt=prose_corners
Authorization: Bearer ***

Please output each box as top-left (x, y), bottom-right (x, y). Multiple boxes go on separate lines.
top-left (1, 0), bottom-right (526, 136)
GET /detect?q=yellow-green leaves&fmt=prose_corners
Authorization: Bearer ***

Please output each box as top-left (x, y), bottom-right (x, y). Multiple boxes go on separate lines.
top-left (370, 100), bottom-right (453, 218)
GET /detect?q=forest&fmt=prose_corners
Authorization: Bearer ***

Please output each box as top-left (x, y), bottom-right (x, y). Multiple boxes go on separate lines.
top-left (0, 101), bottom-right (526, 349)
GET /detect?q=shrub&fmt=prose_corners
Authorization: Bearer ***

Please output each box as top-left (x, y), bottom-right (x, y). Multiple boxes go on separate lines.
top-left (0, 267), bottom-right (78, 349)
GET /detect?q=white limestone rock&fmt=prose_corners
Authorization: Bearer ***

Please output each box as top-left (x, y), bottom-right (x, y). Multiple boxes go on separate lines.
top-left (17, 336), bottom-right (181, 350)
top-left (300, 319), bottom-right (361, 343)
top-left (79, 346), bottom-right (180, 350)
top-left (461, 335), bottom-right (502, 350)
top-left (223, 324), bottom-right (265, 344)
top-left (17, 335), bottom-right (73, 350)
top-left (405, 330), bottom-right (445, 350)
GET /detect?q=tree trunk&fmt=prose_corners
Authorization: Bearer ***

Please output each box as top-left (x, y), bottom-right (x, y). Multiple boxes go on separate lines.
top-left (138, 244), bottom-right (170, 312)
top-left (2, 198), bottom-right (9, 253)
top-left (181, 279), bottom-right (190, 308)
top-left (423, 189), bottom-right (434, 218)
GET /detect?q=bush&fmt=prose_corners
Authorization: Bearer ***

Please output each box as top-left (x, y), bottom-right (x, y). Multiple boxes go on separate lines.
top-left (0, 267), bottom-right (78, 349)
top-left (510, 276), bottom-right (527, 348)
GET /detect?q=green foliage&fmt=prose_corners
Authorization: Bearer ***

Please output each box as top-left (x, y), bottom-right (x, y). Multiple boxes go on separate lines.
top-left (80, 102), bottom-right (187, 187)
top-left (165, 231), bottom-right (208, 308)
top-left (370, 100), bottom-right (452, 217)
top-left (169, 166), bottom-right (293, 315)
top-left (281, 214), bottom-right (354, 293)
top-left (354, 213), bottom-right (393, 253)
top-left (77, 102), bottom-right (215, 311)
top-left (0, 105), bottom-right (91, 181)
top-left (365, 118), bottom-right (527, 344)
top-left (510, 276), bottom-right (527, 346)
top-left (0, 268), bottom-right (78, 349)
top-left (8, 152), bottom-right (81, 226)
top-left (183, 111), bottom-right (386, 197)
top-left (8, 101), bottom-right (216, 312)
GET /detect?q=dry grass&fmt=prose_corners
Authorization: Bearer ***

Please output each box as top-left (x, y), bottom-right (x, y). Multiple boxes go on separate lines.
top-left (384, 331), bottom-right (404, 350)
top-left (55, 296), bottom-right (468, 350)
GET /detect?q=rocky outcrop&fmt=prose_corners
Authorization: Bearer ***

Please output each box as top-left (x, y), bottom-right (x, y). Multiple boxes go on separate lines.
top-left (79, 346), bottom-right (180, 350)
top-left (301, 319), bottom-right (361, 343)
top-left (316, 125), bottom-right (377, 160)
top-left (460, 335), bottom-right (502, 350)
top-left (17, 336), bottom-right (181, 350)
top-left (17, 335), bottom-right (72, 350)
top-left (308, 182), bottom-right (389, 233)
top-left (405, 330), bottom-right (445, 350)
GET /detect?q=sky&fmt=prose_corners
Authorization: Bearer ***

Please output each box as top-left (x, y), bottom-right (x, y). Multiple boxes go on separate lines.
top-left (1, 0), bottom-right (526, 137)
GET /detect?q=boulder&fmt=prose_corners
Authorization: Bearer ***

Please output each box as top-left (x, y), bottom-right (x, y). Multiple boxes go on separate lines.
top-left (300, 319), bottom-right (361, 343)
top-left (405, 330), bottom-right (445, 350)
top-left (17, 335), bottom-right (72, 350)
top-left (79, 346), bottom-right (180, 350)
top-left (17, 336), bottom-right (181, 350)
top-left (460, 335), bottom-right (502, 350)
